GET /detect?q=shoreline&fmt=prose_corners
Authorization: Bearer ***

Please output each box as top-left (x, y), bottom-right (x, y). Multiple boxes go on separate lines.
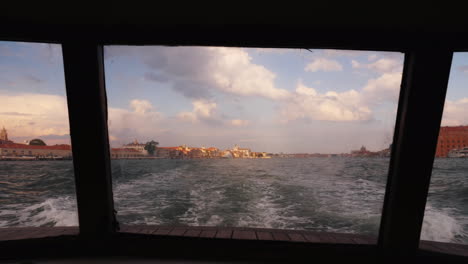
top-left (0, 156), bottom-right (400, 161)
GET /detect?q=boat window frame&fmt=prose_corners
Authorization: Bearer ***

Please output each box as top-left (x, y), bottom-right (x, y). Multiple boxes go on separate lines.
top-left (0, 27), bottom-right (458, 257)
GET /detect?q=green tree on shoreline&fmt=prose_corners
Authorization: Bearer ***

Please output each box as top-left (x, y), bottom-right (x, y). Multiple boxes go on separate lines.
top-left (144, 140), bottom-right (159, 155)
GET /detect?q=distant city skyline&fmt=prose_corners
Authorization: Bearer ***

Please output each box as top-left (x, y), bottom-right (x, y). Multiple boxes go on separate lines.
top-left (1, 41), bottom-right (468, 153)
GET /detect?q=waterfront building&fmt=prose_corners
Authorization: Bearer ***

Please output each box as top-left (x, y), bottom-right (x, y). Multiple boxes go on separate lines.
top-left (232, 144), bottom-right (251, 158)
top-left (123, 139), bottom-right (148, 155)
top-left (206, 147), bottom-right (219, 158)
top-left (435, 125), bottom-right (468, 157)
top-left (0, 127), bottom-right (13, 144)
top-left (350, 146), bottom-right (371, 157)
top-left (188, 147), bottom-right (205, 158)
top-left (0, 127), bottom-right (8, 141)
top-left (110, 148), bottom-right (145, 159)
top-left (155, 147), bottom-right (182, 158)
top-left (0, 127), bottom-right (71, 159)
top-left (0, 143), bottom-right (72, 159)
top-left (350, 146), bottom-right (390, 157)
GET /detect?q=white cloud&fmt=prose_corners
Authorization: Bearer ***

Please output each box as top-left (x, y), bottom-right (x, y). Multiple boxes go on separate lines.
top-left (177, 99), bottom-right (251, 127)
top-left (193, 100), bottom-right (217, 118)
top-left (208, 47), bottom-right (291, 100)
top-left (0, 93), bottom-right (166, 146)
top-left (323, 50), bottom-right (369, 57)
top-left (351, 60), bottom-right (360, 68)
top-left (129, 99), bottom-right (154, 114)
top-left (177, 99), bottom-right (218, 123)
top-left (305, 58), bottom-right (343, 72)
top-left (281, 83), bottom-right (371, 122)
top-left (352, 58), bottom-right (402, 73)
top-left (176, 112), bottom-right (197, 123)
top-left (230, 119), bottom-right (250, 126)
top-left (105, 46), bottom-right (405, 135)
top-left (441, 98), bottom-right (468, 126)
top-left (108, 100), bottom-right (164, 143)
top-left (296, 84), bottom-right (317, 96)
top-left (362, 72), bottom-right (402, 104)
top-left (107, 46), bottom-right (290, 100)
top-left (252, 48), bottom-right (293, 54)
top-left (0, 92), bottom-right (70, 139)
top-left (280, 71), bottom-right (403, 122)
top-left (368, 54), bottom-right (378, 61)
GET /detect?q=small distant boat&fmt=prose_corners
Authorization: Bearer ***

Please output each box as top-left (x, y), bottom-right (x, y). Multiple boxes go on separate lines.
top-left (222, 152), bottom-right (233, 158)
top-left (448, 147), bottom-right (468, 158)
top-left (20, 156), bottom-right (37, 160)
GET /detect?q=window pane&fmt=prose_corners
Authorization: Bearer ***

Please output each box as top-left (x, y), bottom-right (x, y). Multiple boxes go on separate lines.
top-left (0, 41), bottom-right (77, 227)
top-left (421, 52), bottom-right (468, 246)
top-left (104, 46), bottom-right (403, 240)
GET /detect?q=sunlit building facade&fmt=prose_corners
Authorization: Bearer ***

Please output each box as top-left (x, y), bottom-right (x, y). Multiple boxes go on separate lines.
top-left (110, 148), bottom-right (145, 159)
top-left (0, 143), bottom-right (72, 159)
top-left (435, 126), bottom-right (468, 157)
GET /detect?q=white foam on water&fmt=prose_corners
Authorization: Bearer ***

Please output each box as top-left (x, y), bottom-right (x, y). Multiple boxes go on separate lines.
top-left (237, 183), bottom-right (310, 229)
top-left (421, 204), bottom-right (467, 243)
top-left (206, 215), bottom-right (223, 226)
top-left (179, 187), bottom-right (226, 226)
top-left (113, 171), bottom-right (175, 217)
top-left (0, 196), bottom-right (78, 227)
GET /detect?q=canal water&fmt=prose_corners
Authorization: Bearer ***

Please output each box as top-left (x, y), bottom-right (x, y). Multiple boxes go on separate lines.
top-left (0, 158), bottom-right (467, 244)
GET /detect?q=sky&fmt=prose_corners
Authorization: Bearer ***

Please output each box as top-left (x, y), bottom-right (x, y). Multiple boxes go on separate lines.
top-left (0, 41), bottom-right (467, 153)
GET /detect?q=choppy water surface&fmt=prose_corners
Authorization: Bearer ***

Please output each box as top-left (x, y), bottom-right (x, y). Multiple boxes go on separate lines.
top-left (0, 158), bottom-right (467, 244)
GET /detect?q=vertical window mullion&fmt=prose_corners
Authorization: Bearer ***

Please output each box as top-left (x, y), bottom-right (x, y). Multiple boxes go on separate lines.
top-left (378, 50), bottom-right (453, 256)
top-left (62, 43), bottom-right (117, 237)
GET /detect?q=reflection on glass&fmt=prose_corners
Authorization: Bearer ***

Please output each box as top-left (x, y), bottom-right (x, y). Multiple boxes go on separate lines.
top-left (104, 46), bottom-right (404, 238)
top-left (0, 41), bottom-right (77, 227)
top-left (422, 52), bottom-right (468, 245)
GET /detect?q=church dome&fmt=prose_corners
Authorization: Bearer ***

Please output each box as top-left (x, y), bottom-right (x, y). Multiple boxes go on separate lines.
top-left (29, 138), bottom-right (47, 146)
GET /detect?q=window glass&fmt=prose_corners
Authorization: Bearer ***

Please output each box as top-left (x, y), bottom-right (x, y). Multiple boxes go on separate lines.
top-left (421, 52), bottom-right (468, 245)
top-left (104, 46), bottom-right (403, 239)
top-left (0, 41), bottom-right (77, 227)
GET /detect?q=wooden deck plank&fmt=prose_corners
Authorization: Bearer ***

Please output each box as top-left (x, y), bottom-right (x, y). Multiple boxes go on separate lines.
top-left (256, 231), bottom-right (274, 241)
top-left (287, 233), bottom-right (307, 242)
top-left (57, 227), bottom-right (79, 236)
top-left (351, 236), bottom-right (375, 245)
top-left (423, 241), bottom-right (468, 256)
top-left (318, 233), bottom-right (339, 244)
top-left (420, 241), bottom-right (441, 252)
top-left (215, 229), bottom-right (232, 239)
top-left (154, 228), bottom-right (172, 235)
top-left (140, 227), bottom-right (159, 235)
top-left (1, 226), bottom-right (468, 258)
top-left (303, 233), bottom-right (322, 243)
top-left (199, 230), bottom-right (217, 238)
top-left (120, 225), bottom-right (142, 233)
top-left (15, 227), bottom-right (47, 239)
top-left (272, 232), bottom-right (290, 241)
top-left (451, 244), bottom-right (468, 255)
top-left (0, 228), bottom-right (23, 240)
top-left (184, 229), bottom-right (202, 237)
top-left (232, 230), bottom-right (257, 240)
top-left (422, 241), bottom-right (450, 252)
top-left (0, 227), bottom-right (79, 241)
top-left (168, 227), bottom-right (187, 236)
top-left (332, 234), bottom-right (357, 244)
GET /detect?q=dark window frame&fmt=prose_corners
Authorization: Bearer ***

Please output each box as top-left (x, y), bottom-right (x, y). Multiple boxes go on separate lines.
top-left (0, 29), bottom-right (458, 258)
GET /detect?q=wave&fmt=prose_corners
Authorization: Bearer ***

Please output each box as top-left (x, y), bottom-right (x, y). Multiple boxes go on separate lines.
top-left (421, 204), bottom-right (467, 243)
top-left (2, 159), bottom-right (467, 245)
top-left (178, 187), bottom-right (226, 226)
top-left (0, 196), bottom-right (78, 227)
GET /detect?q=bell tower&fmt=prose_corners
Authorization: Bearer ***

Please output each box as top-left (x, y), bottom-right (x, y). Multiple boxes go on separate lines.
top-left (0, 126), bottom-right (8, 141)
